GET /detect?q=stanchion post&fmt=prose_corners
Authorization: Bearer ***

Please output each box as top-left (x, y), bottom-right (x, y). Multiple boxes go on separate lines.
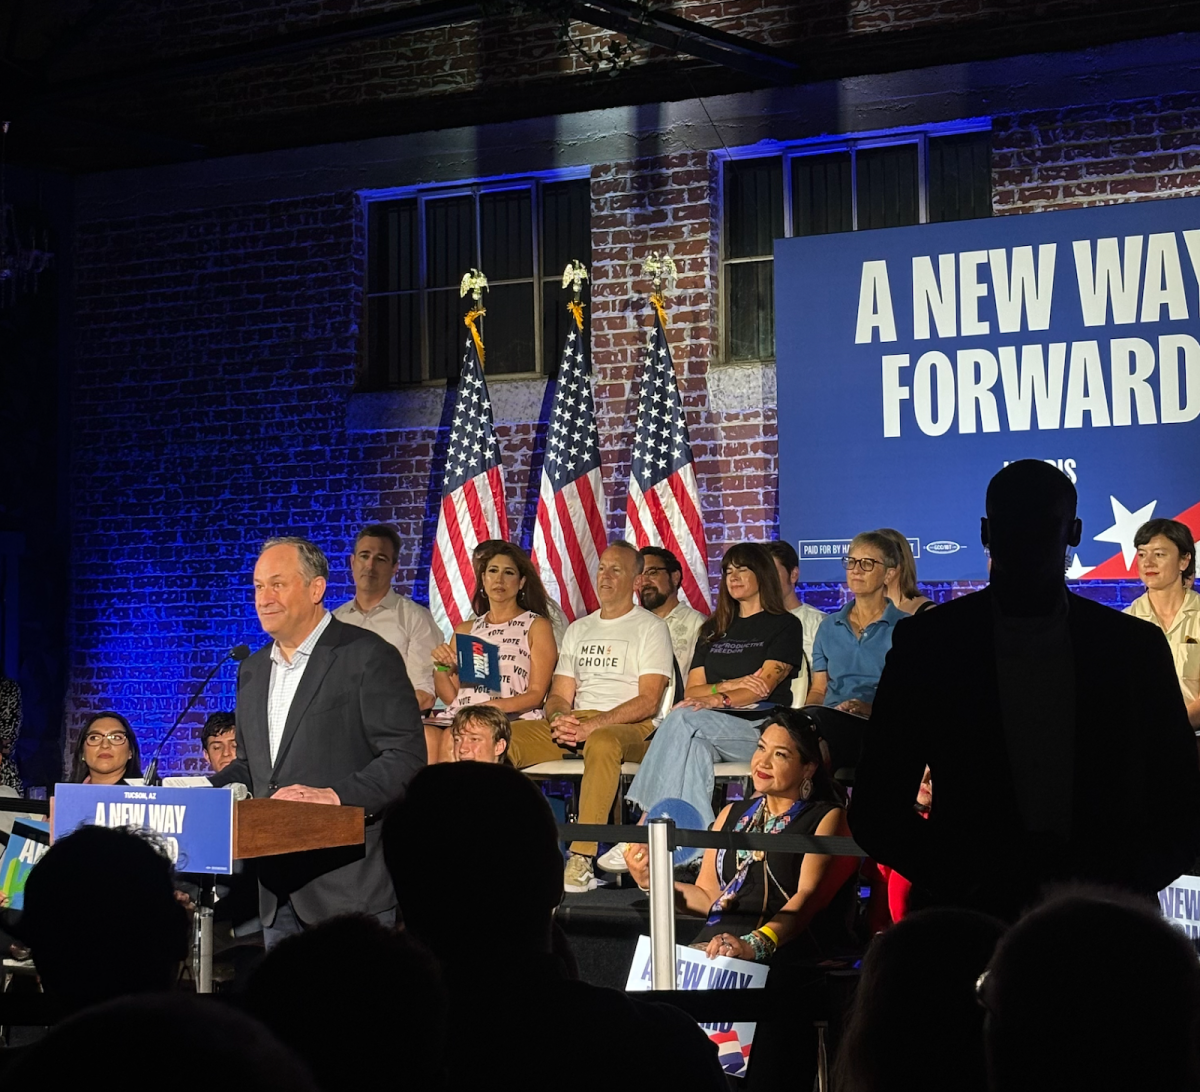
top-left (196, 907), bottom-right (214, 993)
top-left (193, 877), bottom-right (215, 994)
top-left (647, 817), bottom-right (676, 990)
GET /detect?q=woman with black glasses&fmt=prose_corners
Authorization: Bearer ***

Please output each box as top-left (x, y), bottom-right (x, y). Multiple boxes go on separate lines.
top-left (68, 712), bottom-right (143, 785)
top-left (806, 531), bottom-right (908, 719)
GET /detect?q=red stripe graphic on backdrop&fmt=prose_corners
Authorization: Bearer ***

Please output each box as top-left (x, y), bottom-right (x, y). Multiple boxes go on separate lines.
top-left (1083, 499), bottom-right (1200, 579)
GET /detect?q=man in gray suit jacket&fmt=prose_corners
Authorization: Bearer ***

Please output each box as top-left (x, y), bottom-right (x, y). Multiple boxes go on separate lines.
top-left (212, 536), bottom-right (424, 946)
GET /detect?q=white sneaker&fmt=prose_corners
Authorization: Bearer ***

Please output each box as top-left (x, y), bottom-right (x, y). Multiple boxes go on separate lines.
top-left (597, 842), bottom-right (630, 874)
top-left (563, 853), bottom-right (597, 893)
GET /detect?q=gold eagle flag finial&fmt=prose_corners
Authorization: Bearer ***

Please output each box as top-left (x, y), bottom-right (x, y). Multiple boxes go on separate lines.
top-left (562, 260), bottom-right (589, 330)
top-left (642, 251), bottom-right (677, 328)
top-left (460, 268), bottom-right (489, 367)
top-left (459, 268), bottom-right (489, 304)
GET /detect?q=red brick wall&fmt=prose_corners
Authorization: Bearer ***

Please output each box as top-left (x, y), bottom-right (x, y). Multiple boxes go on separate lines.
top-left (587, 151), bottom-right (780, 586)
top-left (993, 93), bottom-right (1200, 213)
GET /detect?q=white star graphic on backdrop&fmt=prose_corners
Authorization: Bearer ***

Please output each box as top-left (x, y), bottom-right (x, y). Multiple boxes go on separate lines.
top-left (1094, 495), bottom-right (1157, 568)
top-left (1064, 553), bottom-right (1095, 579)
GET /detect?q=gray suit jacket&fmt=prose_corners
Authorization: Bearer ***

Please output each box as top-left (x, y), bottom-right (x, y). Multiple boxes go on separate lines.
top-left (213, 615), bottom-right (425, 924)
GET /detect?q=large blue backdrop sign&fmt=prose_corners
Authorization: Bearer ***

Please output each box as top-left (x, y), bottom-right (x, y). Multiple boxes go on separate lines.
top-left (776, 195), bottom-right (1200, 581)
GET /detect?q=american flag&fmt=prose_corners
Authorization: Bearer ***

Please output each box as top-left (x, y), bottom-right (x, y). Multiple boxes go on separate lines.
top-left (531, 305), bottom-right (609, 623)
top-left (624, 307), bottom-right (712, 612)
top-left (429, 327), bottom-right (509, 635)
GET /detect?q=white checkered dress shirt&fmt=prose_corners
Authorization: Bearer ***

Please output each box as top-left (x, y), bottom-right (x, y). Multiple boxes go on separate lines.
top-left (267, 611), bottom-right (332, 765)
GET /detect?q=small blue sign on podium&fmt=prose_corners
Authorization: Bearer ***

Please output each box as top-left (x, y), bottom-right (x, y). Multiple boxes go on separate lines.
top-left (53, 784), bottom-right (235, 874)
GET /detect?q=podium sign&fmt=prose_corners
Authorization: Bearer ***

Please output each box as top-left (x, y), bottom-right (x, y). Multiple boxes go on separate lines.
top-left (53, 783), bottom-right (235, 874)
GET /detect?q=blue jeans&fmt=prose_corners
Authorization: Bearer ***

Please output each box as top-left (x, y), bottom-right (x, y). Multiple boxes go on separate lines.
top-left (625, 708), bottom-right (769, 854)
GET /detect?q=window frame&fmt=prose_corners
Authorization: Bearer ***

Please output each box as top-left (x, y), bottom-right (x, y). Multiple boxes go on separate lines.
top-left (718, 120), bottom-right (991, 366)
top-left (361, 168), bottom-right (591, 388)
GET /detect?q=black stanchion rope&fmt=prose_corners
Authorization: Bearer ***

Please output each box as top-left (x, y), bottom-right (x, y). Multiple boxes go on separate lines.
top-left (556, 822), bottom-right (866, 857)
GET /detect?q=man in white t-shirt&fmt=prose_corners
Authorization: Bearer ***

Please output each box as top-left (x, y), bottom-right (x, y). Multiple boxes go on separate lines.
top-left (765, 540), bottom-right (825, 706)
top-left (332, 524), bottom-right (443, 713)
top-left (509, 542), bottom-right (674, 894)
top-left (637, 545), bottom-right (707, 687)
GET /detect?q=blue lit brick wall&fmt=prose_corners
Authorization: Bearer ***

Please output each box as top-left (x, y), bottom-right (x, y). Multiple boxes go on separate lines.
top-left (67, 193), bottom-right (545, 776)
top-left (69, 194), bottom-right (373, 774)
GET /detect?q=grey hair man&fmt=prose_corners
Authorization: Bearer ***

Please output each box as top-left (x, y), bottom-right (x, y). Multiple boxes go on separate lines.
top-left (211, 535), bottom-right (425, 947)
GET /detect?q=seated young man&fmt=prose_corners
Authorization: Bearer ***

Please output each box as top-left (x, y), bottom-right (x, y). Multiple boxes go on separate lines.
top-left (201, 712), bottom-right (238, 774)
top-left (449, 705), bottom-right (511, 764)
top-left (508, 542), bottom-right (673, 894)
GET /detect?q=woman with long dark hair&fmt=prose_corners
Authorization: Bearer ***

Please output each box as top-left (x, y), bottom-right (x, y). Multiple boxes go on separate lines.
top-left (431, 540), bottom-right (558, 728)
top-left (625, 710), bottom-right (860, 1087)
top-left (614, 543), bottom-right (805, 865)
top-left (69, 712), bottom-right (142, 784)
top-left (624, 709), bottom-right (857, 960)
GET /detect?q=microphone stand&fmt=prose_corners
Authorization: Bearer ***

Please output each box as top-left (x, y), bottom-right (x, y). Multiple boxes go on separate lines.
top-left (143, 645), bottom-right (250, 786)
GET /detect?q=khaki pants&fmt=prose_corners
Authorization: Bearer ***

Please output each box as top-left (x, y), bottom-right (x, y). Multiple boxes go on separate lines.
top-left (509, 710), bottom-right (654, 857)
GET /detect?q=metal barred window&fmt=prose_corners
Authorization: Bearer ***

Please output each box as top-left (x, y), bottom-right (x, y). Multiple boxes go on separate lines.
top-left (721, 126), bottom-right (992, 365)
top-left (364, 175), bottom-right (591, 389)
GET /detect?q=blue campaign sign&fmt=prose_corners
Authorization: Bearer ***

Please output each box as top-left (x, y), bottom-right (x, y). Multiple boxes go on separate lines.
top-left (0, 819), bottom-right (50, 910)
top-left (53, 783), bottom-right (235, 874)
top-left (456, 632), bottom-right (501, 691)
top-left (776, 195), bottom-right (1200, 581)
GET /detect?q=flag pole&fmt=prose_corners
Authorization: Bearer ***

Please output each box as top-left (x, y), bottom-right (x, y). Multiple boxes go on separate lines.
top-left (530, 257), bottom-right (608, 625)
top-left (460, 267), bottom-right (489, 370)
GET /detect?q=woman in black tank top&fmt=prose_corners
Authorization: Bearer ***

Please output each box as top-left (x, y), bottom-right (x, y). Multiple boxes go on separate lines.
top-left (623, 709), bottom-right (858, 964)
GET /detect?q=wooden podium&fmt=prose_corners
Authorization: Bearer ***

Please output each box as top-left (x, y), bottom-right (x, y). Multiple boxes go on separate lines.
top-left (198, 797), bottom-right (365, 992)
top-left (233, 797), bottom-right (364, 859)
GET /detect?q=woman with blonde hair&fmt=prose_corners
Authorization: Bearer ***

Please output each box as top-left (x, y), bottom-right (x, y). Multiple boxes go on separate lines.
top-left (876, 528), bottom-right (934, 615)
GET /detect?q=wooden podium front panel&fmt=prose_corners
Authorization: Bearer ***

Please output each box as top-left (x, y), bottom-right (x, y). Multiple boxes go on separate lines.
top-left (233, 798), bottom-right (365, 859)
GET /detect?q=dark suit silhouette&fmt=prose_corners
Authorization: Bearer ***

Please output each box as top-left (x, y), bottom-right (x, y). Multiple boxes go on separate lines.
top-left (850, 587), bottom-right (1200, 920)
top-left (213, 616), bottom-right (424, 925)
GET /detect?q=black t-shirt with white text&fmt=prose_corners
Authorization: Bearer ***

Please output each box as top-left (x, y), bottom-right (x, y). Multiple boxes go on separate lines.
top-left (690, 610), bottom-right (804, 705)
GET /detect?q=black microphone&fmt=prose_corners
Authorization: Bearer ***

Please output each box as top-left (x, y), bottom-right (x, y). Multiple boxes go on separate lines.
top-left (143, 644), bottom-right (251, 786)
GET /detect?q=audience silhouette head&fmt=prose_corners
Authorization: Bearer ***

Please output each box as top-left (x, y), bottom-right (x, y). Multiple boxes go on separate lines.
top-left (17, 825), bottom-right (188, 1006)
top-left (383, 762), bottom-right (562, 960)
top-left (982, 887), bottom-right (1200, 1092)
top-left (6, 994), bottom-right (320, 1089)
top-left (835, 908), bottom-right (1006, 1092)
top-left (982, 460), bottom-right (1081, 599)
top-left (245, 914), bottom-right (446, 1092)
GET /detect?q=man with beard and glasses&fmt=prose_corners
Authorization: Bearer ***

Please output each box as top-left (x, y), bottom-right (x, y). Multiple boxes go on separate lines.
top-left (637, 546), bottom-right (706, 696)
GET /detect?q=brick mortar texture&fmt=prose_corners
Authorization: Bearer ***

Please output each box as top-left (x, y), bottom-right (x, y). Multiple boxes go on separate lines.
top-left (992, 93), bottom-right (1200, 213)
top-left (71, 193), bottom-right (369, 774)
